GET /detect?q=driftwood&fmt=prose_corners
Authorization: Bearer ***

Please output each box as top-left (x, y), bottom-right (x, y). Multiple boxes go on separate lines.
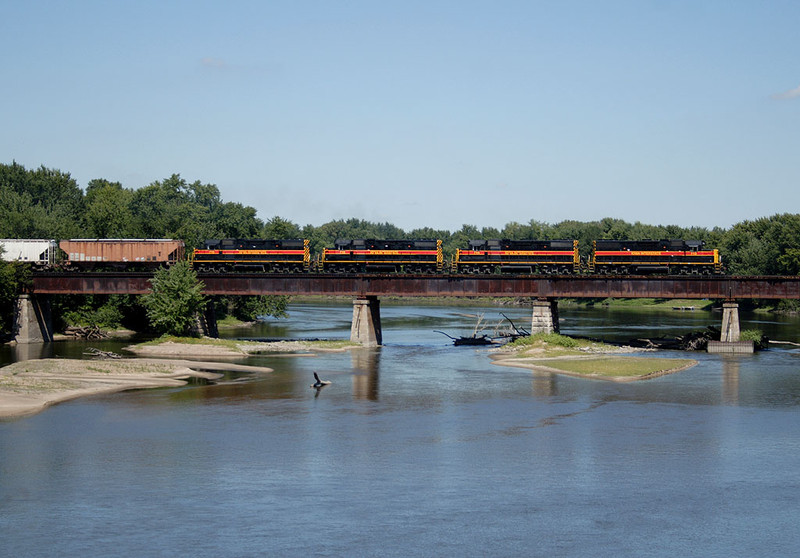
top-left (436, 313), bottom-right (533, 346)
top-left (64, 326), bottom-right (108, 340)
top-left (83, 347), bottom-right (123, 359)
top-left (629, 326), bottom-right (721, 351)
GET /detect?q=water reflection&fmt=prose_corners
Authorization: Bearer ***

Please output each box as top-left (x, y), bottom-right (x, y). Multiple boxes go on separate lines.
top-left (351, 348), bottom-right (380, 400)
top-left (722, 356), bottom-right (741, 405)
top-left (11, 342), bottom-right (53, 362)
top-left (532, 370), bottom-right (558, 398)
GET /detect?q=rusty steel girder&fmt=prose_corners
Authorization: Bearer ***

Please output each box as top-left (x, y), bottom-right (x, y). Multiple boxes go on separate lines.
top-left (30, 273), bottom-right (800, 299)
top-left (31, 273), bottom-right (155, 294)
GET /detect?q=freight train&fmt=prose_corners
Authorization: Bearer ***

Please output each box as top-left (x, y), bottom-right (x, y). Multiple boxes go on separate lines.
top-left (0, 238), bottom-right (723, 275)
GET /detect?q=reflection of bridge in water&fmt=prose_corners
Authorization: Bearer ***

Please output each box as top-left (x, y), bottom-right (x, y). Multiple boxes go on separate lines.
top-left (18, 273), bottom-right (800, 349)
top-left (351, 349), bottom-right (380, 401)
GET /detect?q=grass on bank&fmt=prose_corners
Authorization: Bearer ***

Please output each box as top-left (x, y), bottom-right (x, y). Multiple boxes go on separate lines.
top-left (530, 356), bottom-right (697, 378)
top-left (584, 298), bottom-right (715, 310)
top-left (137, 335), bottom-right (245, 349)
top-left (506, 332), bottom-right (600, 355)
top-left (502, 333), bottom-right (697, 379)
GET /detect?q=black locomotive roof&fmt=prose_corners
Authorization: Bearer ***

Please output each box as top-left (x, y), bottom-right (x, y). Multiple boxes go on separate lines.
top-left (468, 239), bottom-right (575, 250)
top-left (203, 238), bottom-right (305, 250)
top-left (594, 239), bottom-right (705, 250)
top-left (333, 239), bottom-right (438, 250)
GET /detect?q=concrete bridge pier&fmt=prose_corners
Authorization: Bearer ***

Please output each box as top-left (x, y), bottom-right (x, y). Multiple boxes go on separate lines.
top-left (14, 294), bottom-right (54, 344)
top-left (351, 296), bottom-right (382, 347)
top-left (720, 302), bottom-right (741, 342)
top-left (192, 302), bottom-right (219, 338)
top-left (531, 298), bottom-right (559, 334)
top-left (708, 301), bottom-right (754, 354)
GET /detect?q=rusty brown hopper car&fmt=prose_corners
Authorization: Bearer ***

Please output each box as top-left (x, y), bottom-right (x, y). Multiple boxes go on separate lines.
top-left (59, 239), bottom-right (185, 269)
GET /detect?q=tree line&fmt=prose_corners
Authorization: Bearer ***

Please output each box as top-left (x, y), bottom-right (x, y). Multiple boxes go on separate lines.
top-left (2, 161), bottom-right (800, 336)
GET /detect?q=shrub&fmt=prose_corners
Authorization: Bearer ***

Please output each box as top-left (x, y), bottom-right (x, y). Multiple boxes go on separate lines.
top-left (509, 332), bottom-right (579, 349)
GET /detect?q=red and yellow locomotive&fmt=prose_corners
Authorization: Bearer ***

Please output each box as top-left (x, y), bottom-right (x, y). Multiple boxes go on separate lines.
top-left (589, 239), bottom-right (722, 275)
top-left (190, 238), bottom-right (310, 272)
top-left (453, 239), bottom-right (580, 274)
top-left (320, 239), bottom-right (443, 273)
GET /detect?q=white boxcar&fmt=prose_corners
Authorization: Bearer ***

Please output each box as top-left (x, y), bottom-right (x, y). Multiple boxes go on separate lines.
top-left (0, 239), bottom-right (59, 265)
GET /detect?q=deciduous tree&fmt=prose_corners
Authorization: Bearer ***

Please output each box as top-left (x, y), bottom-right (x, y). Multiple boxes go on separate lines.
top-left (141, 261), bottom-right (206, 336)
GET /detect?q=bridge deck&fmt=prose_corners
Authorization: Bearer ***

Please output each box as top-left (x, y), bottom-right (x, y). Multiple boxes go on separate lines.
top-left (30, 273), bottom-right (800, 299)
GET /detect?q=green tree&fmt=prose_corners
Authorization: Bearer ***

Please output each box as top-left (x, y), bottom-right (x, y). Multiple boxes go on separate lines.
top-left (0, 162), bottom-right (84, 238)
top-left (262, 216), bottom-right (302, 239)
top-left (60, 296), bottom-right (124, 330)
top-left (0, 258), bottom-right (29, 337)
top-left (85, 179), bottom-right (134, 237)
top-left (216, 202), bottom-right (262, 239)
top-left (140, 261), bottom-right (207, 336)
top-left (232, 296), bottom-right (289, 321)
top-left (129, 174), bottom-right (263, 247)
top-left (0, 162), bottom-right (84, 216)
top-left (720, 216), bottom-right (790, 275)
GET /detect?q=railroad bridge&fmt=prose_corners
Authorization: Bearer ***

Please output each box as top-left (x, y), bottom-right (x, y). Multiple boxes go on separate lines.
top-left (16, 273), bottom-right (800, 350)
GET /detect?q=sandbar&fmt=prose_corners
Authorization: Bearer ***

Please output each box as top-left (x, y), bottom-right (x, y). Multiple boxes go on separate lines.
top-left (489, 340), bottom-right (698, 382)
top-left (0, 357), bottom-right (273, 419)
top-left (125, 339), bottom-right (358, 358)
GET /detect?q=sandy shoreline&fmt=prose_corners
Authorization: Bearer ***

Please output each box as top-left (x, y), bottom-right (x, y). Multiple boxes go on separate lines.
top-left (0, 338), bottom-right (355, 419)
top-left (124, 340), bottom-right (357, 357)
top-left (0, 357), bottom-right (273, 419)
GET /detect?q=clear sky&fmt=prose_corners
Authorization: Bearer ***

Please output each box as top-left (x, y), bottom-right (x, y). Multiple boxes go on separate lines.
top-left (3, 0), bottom-right (799, 232)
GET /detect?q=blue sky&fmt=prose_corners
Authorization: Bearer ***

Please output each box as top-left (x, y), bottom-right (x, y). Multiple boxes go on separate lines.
top-left (3, 1), bottom-right (799, 232)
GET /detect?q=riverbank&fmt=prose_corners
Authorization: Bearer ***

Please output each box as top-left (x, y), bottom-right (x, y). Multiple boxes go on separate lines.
top-left (491, 334), bottom-right (698, 381)
top-left (0, 358), bottom-right (274, 419)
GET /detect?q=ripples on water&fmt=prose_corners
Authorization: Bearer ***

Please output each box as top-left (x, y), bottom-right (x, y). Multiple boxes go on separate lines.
top-left (2, 303), bottom-right (800, 557)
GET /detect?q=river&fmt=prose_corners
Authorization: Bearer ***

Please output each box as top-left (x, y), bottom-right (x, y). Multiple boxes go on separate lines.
top-left (2, 302), bottom-right (800, 557)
